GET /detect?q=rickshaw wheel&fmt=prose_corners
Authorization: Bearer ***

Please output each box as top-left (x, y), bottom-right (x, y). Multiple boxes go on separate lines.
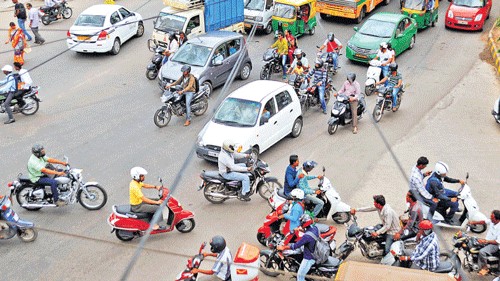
top-left (309, 26), bottom-right (315, 35)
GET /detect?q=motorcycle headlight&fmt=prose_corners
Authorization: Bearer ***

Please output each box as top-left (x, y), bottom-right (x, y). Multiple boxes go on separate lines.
top-left (447, 10), bottom-right (454, 19)
top-left (160, 95), bottom-right (168, 103)
top-left (474, 14), bottom-right (482, 21)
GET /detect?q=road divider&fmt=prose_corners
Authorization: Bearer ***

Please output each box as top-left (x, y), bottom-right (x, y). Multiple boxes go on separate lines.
top-left (488, 17), bottom-right (500, 76)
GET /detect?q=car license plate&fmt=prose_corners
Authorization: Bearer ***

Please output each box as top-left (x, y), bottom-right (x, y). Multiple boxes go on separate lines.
top-left (457, 20), bottom-right (468, 25)
top-left (355, 54), bottom-right (367, 59)
top-left (77, 36), bottom-right (91, 41)
top-left (207, 151), bottom-right (219, 157)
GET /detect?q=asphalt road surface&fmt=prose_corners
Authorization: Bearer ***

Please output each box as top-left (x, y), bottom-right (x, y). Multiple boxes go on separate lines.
top-left (0, 0), bottom-right (499, 280)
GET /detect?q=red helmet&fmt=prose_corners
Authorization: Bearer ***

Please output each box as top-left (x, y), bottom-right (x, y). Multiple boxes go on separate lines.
top-left (419, 220), bottom-right (433, 230)
top-left (300, 214), bottom-right (314, 228)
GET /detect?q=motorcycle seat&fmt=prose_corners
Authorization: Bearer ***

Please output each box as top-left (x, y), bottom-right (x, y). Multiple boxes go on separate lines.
top-left (277, 188), bottom-right (291, 200)
top-left (433, 261), bottom-right (453, 273)
top-left (115, 204), bottom-right (152, 220)
top-left (18, 175), bottom-right (32, 183)
top-left (321, 256), bottom-right (341, 268)
top-left (202, 170), bottom-right (246, 184)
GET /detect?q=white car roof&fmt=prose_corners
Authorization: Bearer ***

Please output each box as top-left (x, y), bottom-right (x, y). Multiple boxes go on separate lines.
top-left (228, 81), bottom-right (291, 102)
top-left (80, 4), bottom-right (123, 16)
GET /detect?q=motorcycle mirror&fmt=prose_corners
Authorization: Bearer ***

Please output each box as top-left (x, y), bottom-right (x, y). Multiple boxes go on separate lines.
top-left (147, 39), bottom-right (157, 52)
top-left (465, 172), bottom-right (469, 181)
top-left (322, 166), bottom-right (325, 173)
top-left (158, 177), bottom-right (163, 184)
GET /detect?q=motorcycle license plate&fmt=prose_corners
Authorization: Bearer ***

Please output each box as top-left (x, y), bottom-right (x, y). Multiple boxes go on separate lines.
top-left (207, 151), bottom-right (219, 157)
top-left (457, 20), bottom-right (468, 25)
top-left (355, 54), bottom-right (367, 59)
top-left (77, 36), bottom-right (91, 41)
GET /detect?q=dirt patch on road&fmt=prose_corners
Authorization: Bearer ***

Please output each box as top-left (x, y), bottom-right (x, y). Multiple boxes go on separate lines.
top-left (479, 44), bottom-right (495, 66)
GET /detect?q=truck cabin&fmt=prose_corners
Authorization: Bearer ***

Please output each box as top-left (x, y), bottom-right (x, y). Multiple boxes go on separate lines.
top-left (245, 0), bottom-right (274, 11)
top-left (154, 12), bottom-right (201, 37)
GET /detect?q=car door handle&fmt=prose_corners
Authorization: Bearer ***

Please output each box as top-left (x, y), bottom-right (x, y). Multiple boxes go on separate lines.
top-left (289, 109), bottom-right (293, 112)
top-left (273, 121), bottom-right (277, 125)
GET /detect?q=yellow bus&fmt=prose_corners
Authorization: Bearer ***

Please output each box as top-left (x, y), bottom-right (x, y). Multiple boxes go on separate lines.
top-left (317, 0), bottom-right (389, 23)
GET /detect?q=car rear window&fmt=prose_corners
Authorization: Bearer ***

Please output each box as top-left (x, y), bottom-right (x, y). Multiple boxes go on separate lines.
top-left (75, 15), bottom-right (106, 27)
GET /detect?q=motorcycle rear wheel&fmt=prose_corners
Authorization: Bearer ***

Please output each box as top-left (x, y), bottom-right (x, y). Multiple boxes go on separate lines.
top-left (153, 108), bottom-right (171, 128)
top-left (21, 97), bottom-right (39, 115)
top-left (203, 183), bottom-right (226, 204)
top-left (41, 15), bottom-right (50, 25)
top-left (260, 252), bottom-right (281, 277)
top-left (192, 96), bottom-right (208, 116)
top-left (175, 218), bottom-right (195, 233)
top-left (145, 69), bottom-right (158, 80)
top-left (62, 7), bottom-right (72, 19)
top-left (78, 184), bottom-right (107, 210)
top-left (16, 186), bottom-right (42, 211)
top-left (18, 228), bottom-right (37, 242)
top-left (328, 122), bottom-right (338, 135)
top-left (115, 229), bottom-right (135, 241)
top-left (372, 104), bottom-right (383, 123)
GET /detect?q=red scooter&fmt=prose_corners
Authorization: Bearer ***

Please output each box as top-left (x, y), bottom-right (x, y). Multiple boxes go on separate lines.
top-left (108, 179), bottom-right (195, 241)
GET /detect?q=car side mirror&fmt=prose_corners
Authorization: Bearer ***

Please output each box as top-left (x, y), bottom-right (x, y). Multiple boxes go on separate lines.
top-left (353, 27), bottom-right (358, 32)
top-left (153, 19), bottom-right (157, 25)
top-left (213, 59), bottom-right (223, 66)
top-left (397, 34), bottom-right (404, 38)
top-left (260, 115), bottom-right (269, 125)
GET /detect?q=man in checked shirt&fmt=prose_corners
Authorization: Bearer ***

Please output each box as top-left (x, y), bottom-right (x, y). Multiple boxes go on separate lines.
top-left (399, 220), bottom-right (441, 272)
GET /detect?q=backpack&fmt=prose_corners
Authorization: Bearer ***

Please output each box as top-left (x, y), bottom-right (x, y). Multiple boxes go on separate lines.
top-left (12, 73), bottom-right (22, 91)
top-left (192, 75), bottom-right (199, 93)
top-left (306, 230), bottom-right (330, 264)
top-left (16, 4), bottom-right (27, 19)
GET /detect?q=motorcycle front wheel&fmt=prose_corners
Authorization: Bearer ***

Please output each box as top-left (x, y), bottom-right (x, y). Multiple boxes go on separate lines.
top-left (257, 232), bottom-right (267, 246)
top-left (470, 223), bottom-right (487, 234)
top-left (365, 85), bottom-right (375, 96)
top-left (16, 186), bottom-right (42, 211)
top-left (78, 184), bottom-right (107, 210)
top-left (153, 107), bottom-right (172, 128)
top-left (115, 229), bottom-right (135, 241)
top-left (328, 122), bottom-right (338, 135)
top-left (62, 7), bottom-right (73, 19)
top-left (192, 96), bottom-right (208, 116)
top-left (18, 228), bottom-right (37, 242)
top-left (260, 66), bottom-right (271, 80)
top-left (260, 252), bottom-right (281, 277)
top-left (41, 15), bottom-right (51, 25)
top-left (145, 69), bottom-right (158, 80)
top-left (332, 212), bottom-right (351, 224)
top-left (203, 183), bottom-right (226, 204)
top-left (372, 104), bottom-right (383, 123)
top-left (258, 179), bottom-right (282, 200)
top-left (21, 97), bottom-right (39, 115)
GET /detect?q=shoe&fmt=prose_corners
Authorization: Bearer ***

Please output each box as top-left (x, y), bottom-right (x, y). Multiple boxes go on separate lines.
top-left (238, 196), bottom-right (251, 202)
top-left (322, 110), bottom-right (327, 114)
top-left (392, 107), bottom-right (398, 112)
top-left (184, 120), bottom-right (191, 126)
top-left (444, 218), bottom-right (454, 225)
top-left (4, 119), bottom-right (15, 124)
top-left (283, 75), bottom-right (287, 80)
top-left (27, 38), bottom-right (32, 42)
top-left (34, 41), bottom-right (40, 44)
top-left (55, 200), bottom-right (66, 207)
top-left (352, 127), bottom-right (358, 134)
top-left (40, 40), bottom-right (45, 45)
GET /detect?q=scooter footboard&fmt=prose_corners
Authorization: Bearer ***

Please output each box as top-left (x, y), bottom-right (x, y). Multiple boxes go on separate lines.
top-left (328, 117), bottom-right (338, 125)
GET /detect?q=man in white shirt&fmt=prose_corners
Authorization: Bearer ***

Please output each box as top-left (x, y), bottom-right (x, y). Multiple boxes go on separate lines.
top-left (470, 210), bottom-right (500, 276)
top-left (44, 0), bottom-right (61, 19)
top-left (374, 42), bottom-right (392, 78)
top-left (13, 62), bottom-right (31, 110)
top-left (191, 236), bottom-right (233, 281)
top-left (26, 3), bottom-right (45, 45)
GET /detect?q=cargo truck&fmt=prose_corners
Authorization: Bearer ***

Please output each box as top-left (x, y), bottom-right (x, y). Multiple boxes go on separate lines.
top-left (316, 0), bottom-right (390, 24)
top-left (152, 0), bottom-right (245, 47)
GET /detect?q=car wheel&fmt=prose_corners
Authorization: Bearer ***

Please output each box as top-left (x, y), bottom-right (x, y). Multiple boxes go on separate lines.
top-left (110, 38), bottom-right (121, 55)
top-left (408, 35), bottom-right (415, 50)
top-left (239, 63), bottom-right (251, 80)
top-left (384, 0), bottom-right (390, 5)
top-left (136, 22), bottom-right (144, 37)
top-left (320, 13), bottom-right (328, 20)
top-left (290, 117), bottom-right (303, 138)
top-left (265, 23), bottom-right (273, 34)
top-left (356, 7), bottom-right (365, 24)
top-left (201, 81), bottom-right (213, 97)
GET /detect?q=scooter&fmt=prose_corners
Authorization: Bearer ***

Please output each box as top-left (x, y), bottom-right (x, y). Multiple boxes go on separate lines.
top-left (492, 96), bottom-right (500, 124)
top-left (422, 173), bottom-right (488, 234)
top-left (0, 193), bottom-right (37, 242)
top-left (146, 39), bottom-right (166, 80)
top-left (176, 242), bottom-right (260, 281)
top-left (327, 93), bottom-right (366, 135)
top-left (256, 202), bottom-right (290, 246)
top-left (453, 227), bottom-right (499, 277)
top-left (108, 178), bottom-right (195, 241)
top-left (364, 60), bottom-right (383, 96)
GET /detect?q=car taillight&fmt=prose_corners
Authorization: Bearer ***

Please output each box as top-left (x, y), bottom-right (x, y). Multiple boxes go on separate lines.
top-left (97, 30), bottom-right (108, 41)
top-left (67, 30), bottom-right (71, 39)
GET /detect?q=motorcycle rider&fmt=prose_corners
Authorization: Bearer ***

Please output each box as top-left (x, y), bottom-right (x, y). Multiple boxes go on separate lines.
top-left (351, 195), bottom-right (401, 255)
top-left (129, 167), bottom-right (165, 230)
top-left (270, 32), bottom-right (288, 80)
top-left (277, 214), bottom-right (319, 281)
top-left (13, 62), bottom-right (30, 108)
top-left (218, 139), bottom-right (252, 201)
top-left (399, 220), bottom-right (441, 272)
top-left (44, 0), bottom-right (62, 19)
top-left (336, 72), bottom-right (361, 134)
top-left (165, 65), bottom-right (196, 126)
top-left (376, 63), bottom-right (402, 112)
top-left (425, 161), bottom-right (465, 224)
top-left (0, 65), bottom-right (18, 124)
top-left (279, 189), bottom-right (305, 233)
top-left (469, 210), bottom-right (500, 276)
top-left (305, 59), bottom-right (328, 114)
top-left (191, 235), bottom-right (233, 281)
top-left (318, 32), bottom-right (342, 72)
top-left (283, 154), bottom-right (301, 196)
top-left (298, 161), bottom-right (324, 217)
top-left (408, 156), bottom-right (436, 218)
top-left (394, 192), bottom-right (423, 241)
top-left (374, 42), bottom-right (392, 78)
top-left (27, 144), bottom-right (68, 207)
top-left (162, 32), bottom-right (179, 65)
top-left (287, 48), bottom-right (309, 75)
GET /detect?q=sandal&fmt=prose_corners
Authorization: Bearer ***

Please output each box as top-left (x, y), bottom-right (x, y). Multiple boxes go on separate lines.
top-left (478, 268), bottom-right (489, 276)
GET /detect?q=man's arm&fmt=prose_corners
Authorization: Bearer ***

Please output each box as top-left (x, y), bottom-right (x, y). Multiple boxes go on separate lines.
top-left (169, 76), bottom-right (182, 87)
top-left (354, 206), bottom-right (377, 212)
top-left (285, 169), bottom-right (300, 188)
top-left (395, 78), bottom-right (402, 88)
top-left (443, 176), bottom-right (460, 184)
top-left (141, 195), bottom-right (162, 205)
top-left (47, 158), bottom-right (67, 165)
top-left (429, 181), bottom-right (449, 200)
top-left (337, 81), bottom-right (347, 95)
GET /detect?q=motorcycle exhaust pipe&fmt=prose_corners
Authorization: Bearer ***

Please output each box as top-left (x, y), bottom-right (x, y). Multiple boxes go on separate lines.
top-left (205, 193), bottom-right (235, 199)
top-left (21, 203), bottom-right (55, 208)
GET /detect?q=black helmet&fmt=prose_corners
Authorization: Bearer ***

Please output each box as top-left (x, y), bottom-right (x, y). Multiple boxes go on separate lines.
top-left (389, 63), bottom-right (398, 72)
top-left (181, 65), bottom-right (191, 73)
top-left (168, 32), bottom-right (176, 41)
top-left (32, 144), bottom-right (45, 158)
top-left (387, 42), bottom-right (392, 49)
top-left (210, 235), bottom-right (226, 253)
top-left (314, 59), bottom-right (323, 69)
top-left (327, 32), bottom-right (334, 42)
top-left (347, 73), bottom-right (356, 83)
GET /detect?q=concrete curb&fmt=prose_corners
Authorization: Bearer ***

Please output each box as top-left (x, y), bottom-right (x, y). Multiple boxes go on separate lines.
top-left (488, 18), bottom-right (500, 75)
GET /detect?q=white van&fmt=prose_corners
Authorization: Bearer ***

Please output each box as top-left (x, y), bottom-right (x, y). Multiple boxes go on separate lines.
top-left (196, 80), bottom-right (303, 162)
top-left (244, 0), bottom-right (275, 34)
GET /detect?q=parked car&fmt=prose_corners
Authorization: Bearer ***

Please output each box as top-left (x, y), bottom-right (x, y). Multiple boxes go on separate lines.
top-left (196, 80), bottom-right (303, 162)
top-left (66, 5), bottom-right (144, 55)
top-left (445, 0), bottom-right (492, 31)
top-left (346, 13), bottom-right (417, 63)
top-left (158, 31), bottom-right (252, 97)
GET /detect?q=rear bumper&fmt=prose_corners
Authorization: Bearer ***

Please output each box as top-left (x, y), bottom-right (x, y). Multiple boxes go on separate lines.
top-left (445, 18), bottom-right (485, 31)
top-left (66, 39), bottom-right (113, 53)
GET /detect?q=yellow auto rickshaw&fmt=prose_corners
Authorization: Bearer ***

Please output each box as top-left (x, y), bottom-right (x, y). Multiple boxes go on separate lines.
top-left (272, 0), bottom-right (317, 37)
top-left (401, 0), bottom-right (439, 29)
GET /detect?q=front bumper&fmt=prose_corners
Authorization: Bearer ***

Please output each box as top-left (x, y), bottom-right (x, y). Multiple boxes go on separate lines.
top-left (445, 17), bottom-right (485, 31)
top-left (196, 145), bottom-right (220, 162)
top-left (345, 46), bottom-right (376, 64)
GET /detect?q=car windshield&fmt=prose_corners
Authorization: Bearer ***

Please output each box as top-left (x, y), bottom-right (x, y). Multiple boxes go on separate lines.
top-left (358, 19), bottom-right (395, 38)
top-left (245, 0), bottom-right (265, 11)
top-left (452, 0), bottom-right (484, 7)
top-left (403, 0), bottom-right (425, 10)
top-left (171, 43), bottom-right (212, 67)
top-left (274, 3), bottom-right (295, 19)
top-left (154, 12), bottom-right (186, 32)
top-left (74, 15), bottom-right (106, 27)
top-left (213, 98), bottom-right (261, 127)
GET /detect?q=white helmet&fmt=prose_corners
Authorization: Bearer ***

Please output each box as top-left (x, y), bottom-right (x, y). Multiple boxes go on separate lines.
top-left (2, 65), bottom-right (13, 73)
top-left (434, 161), bottom-right (449, 176)
top-left (130, 167), bottom-right (148, 181)
top-left (290, 188), bottom-right (305, 200)
top-left (294, 48), bottom-right (302, 56)
top-left (380, 42), bottom-right (388, 49)
top-left (222, 139), bottom-right (242, 153)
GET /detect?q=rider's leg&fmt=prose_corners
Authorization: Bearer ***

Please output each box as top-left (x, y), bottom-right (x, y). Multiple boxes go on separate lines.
top-left (305, 194), bottom-right (324, 217)
top-left (318, 85), bottom-right (326, 113)
top-left (392, 87), bottom-right (400, 110)
top-left (37, 177), bottom-right (59, 202)
top-left (332, 52), bottom-right (339, 70)
top-left (281, 54), bottom-right (287, 79)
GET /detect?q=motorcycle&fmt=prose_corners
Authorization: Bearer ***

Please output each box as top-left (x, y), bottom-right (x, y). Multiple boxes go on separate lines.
top-left (40, 0), bottom-right (73, 25)
top-left (176, 242), bottom-right (260, 281)
top-left (146, 40), bottom-right (166, 80)
top-left (372, 85), bottom-right (405, 123)
top-left (327, 93), bottom-right (366, 135)
top-left (492, 96), bottom-right (500, 124)
top-left (316, 48), bottom-right (341, 76)
top-left (153, 84), bottom-right (209, 128)
top-left (260, 48), bottom-right (288, 80)
top-left (0, 193), bottom-right (37, 242)
top-left (364, 60), bottom-right (384, 96)
top-left (198, 158), bottom-right (282, 204)
top-left (287, 73), bottom-right (308, 95)
top-left (453, 228), bottom-right (499, 277)
top-left (298, 78), bottom-right (335, 112)
top-left (108, 179), bottom-right (195, 241)
top-left (0, 86), bottom-right (41, 117)
top-left (10, 157), bottom-right (107, 211)
top-left (422, 173), bottom-right (488, 233)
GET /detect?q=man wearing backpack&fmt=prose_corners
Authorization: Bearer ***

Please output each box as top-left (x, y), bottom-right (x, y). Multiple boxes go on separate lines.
top-left (0, 65), bottom-right (18, 124)
top-left (12, 0), bottom-right (32, 42)
top-left (278, 214), bottom-right (325, 281)
top-left (165, 65), bottom-right (197, 126)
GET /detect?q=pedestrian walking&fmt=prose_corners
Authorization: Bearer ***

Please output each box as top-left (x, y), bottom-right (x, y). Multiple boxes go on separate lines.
top-left (26, 3), bottom-right (45, 44)
top-left (6, 22), bottom-right (27, 65)
top-left (12, 0), bottom-right (32, 41)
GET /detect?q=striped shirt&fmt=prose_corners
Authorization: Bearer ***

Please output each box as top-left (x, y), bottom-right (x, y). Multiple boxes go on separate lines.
top-left (411, 232), bottom-right (440, 271)
top-left (306, 68), bottom-right (327, 85)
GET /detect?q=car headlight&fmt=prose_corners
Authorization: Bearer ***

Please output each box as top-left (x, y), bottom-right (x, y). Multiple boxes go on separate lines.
top-left (474, 14), bottom-right (482, 21)
top-left (255, 16), bottom-right (263, 22)
top-left (197, 136), bottom-right (204, 147)
top-left (447, 10), bottom-right (453, 19)
top-left (347, 42), bottom-right (354, 49)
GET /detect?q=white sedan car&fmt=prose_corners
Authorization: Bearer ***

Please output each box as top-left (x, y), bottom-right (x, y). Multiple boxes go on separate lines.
top-left (66, 5), bottom-right (144, 55)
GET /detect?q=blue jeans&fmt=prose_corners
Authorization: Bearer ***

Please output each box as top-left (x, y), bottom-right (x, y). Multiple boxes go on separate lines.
top-left (281, 54), bottom-right (287, 76)
top-left (297, 258), bottom-right (315, 281)
top-left (329, 52), bottom-right (339, 69)
top-left (222, 164), bottom-right (250, 195)
top-left (444, 188), bottom-right (459, 220)
top-left (37, 177), bottom-right (59, 202)
top-left (380, 65), bottom-right (389, 78)
top-left (305, 194), bottom-right (324, 217)
top-left (184, 91), bottom-right (194, 120)
top-left (384, 234), bottom-right (394, 255)
top-left (17, 18), bottom-right (32, 41)
top-left (318, 85), bottom-right (326, 112)
top-left (391, 87), bottom-right (400, 107)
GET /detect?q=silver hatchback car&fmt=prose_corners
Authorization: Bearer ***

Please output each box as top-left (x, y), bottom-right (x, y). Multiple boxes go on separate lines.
top-left (158, 31), bottom-right (252, 96)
